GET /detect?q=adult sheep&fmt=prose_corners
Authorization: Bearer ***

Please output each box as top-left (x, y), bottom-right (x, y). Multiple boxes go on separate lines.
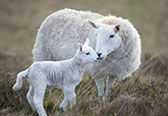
top-left (32, 8), bottom-right (141, 102)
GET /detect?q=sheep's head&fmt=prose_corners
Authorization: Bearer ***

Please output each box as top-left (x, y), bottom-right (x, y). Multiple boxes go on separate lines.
top-left (89, 21), bottom-right (122, 60)
top-left (77, 39), bottom-right (98, 64)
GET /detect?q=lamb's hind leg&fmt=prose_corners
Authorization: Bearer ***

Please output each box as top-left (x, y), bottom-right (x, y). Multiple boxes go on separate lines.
top-left (94, 78), bottom-right (105, 100)
top-left (27, 85), bottom-right (36, 111)
top-left (103, 75), bottom-right (116, 102)
top-left (33, 83), bottom-right (47, 116)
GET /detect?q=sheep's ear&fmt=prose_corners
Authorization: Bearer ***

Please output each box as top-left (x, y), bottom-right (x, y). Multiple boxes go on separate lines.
top-left (115, 24), bottom-right (120, 32)
top-left (78, 43), bottom-right (83, 52)
top-left (84, 38), bottom-right (90, 46)
top-left (88, 20), bottom-right (101, 29)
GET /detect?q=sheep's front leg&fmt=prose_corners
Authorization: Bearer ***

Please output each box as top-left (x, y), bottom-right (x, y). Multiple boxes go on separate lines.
top-left (103, 75), bottom-right (116, 102)
top-left (94, 78), bottom-right (105, 100)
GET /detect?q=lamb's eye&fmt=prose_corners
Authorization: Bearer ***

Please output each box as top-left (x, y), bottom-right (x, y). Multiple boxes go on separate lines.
top-left (86, 52), bottom-right (90, 55)
top-left (109, 34), bottom-right (114, 38)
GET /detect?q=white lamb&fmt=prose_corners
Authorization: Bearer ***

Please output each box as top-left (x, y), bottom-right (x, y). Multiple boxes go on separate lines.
top-left (13, 39), bottom-right (98, 116)
top-left (32, 8), bottom-right (141, 102)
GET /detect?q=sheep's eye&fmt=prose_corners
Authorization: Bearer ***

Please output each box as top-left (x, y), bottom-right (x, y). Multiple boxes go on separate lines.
top-left (109, 34), bottom-right (114, 38)
top-left (86, 52), bottom-right (90, 55)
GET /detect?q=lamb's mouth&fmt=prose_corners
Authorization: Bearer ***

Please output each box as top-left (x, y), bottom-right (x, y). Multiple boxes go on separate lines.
top-left (97, 57), bottom-right (104, 60)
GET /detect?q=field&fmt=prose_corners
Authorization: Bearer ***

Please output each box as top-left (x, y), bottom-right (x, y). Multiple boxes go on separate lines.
top-left (0, 0), bottom-right (168, 116)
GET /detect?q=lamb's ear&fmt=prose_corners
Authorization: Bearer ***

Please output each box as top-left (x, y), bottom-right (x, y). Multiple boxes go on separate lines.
top-left (88, 20), bottom-right (101, 29)
top-left (78, 43), bottom-right (83, 52)
top-left (84, 38), bottom-right (90, 46)
top-left (115, 24), bottom-right (120, 32)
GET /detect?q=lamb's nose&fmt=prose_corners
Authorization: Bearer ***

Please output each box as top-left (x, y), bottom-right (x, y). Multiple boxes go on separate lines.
top-left (97, 52), bottom-right (102, 57)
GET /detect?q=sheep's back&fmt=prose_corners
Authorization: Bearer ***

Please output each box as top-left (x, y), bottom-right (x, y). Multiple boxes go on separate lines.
top-left (33, 9), bottom-right (103, 61)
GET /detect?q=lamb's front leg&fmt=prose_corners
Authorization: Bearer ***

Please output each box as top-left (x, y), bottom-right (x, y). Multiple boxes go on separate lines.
top-left (60, 86), bottom-right (76, 111)
top-left (59, 87), bottom-right (69, 111)
top-left (69, 87), bottom-right (76, 109)
top-left (59, 97), bottom-right (68, 111)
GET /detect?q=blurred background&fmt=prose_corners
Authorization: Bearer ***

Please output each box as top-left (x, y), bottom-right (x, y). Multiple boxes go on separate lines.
top-left (0, 0), bottom-right (168, 58)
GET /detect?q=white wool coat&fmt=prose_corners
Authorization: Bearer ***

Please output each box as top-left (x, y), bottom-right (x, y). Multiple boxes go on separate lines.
top-left (32, 8), bottom-right (141, 80)
top-left (28, 58), bottom-right (83, 88)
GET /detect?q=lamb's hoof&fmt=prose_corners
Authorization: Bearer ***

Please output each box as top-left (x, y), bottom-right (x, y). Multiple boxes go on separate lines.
top-left (103, 95), bottom-right (111, 102)
top-left (12, 85), bottom-right (20, 91)
top-left (59, 107), bottom-right (64, 112)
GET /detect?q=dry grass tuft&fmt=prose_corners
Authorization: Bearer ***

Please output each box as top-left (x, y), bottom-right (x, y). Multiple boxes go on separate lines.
top-left (142, 53), bottom-right (168, 77)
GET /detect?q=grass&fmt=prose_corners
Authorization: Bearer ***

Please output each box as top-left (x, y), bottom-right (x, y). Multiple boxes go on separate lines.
top-left (0, 53), bottom-right (168, 116)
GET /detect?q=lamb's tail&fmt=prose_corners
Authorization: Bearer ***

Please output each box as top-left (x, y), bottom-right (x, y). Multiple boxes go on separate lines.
top-left (13, 68), bottom-right (29, 91)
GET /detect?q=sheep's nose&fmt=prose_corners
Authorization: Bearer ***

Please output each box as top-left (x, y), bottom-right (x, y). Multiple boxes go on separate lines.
top-left (97, 52), bottom-right (102, 57)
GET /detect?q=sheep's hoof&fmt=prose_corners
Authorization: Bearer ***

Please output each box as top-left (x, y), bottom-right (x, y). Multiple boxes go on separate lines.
top-left (31, 107), bottom-right (36, 112)
top-left (97, 95), bottom-right (103, 100)
top-left (103, 95), bottom-right (111, 102)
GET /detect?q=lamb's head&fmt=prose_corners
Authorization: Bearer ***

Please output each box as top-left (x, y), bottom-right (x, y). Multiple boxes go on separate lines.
top-left (77, 39), bottom-right (98, 64)
top-left (89, 21), bottom-right (122, 60)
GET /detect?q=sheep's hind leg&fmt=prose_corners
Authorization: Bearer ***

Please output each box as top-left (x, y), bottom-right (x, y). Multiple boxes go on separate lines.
top-left (27, 85), bottom-right (36, 111)
top-left (94, 78), bottom-right (105, 100)
top-left (103, 75), bottom-right (116, 102)
top-left (33, 83), bottom-right (47, 116)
